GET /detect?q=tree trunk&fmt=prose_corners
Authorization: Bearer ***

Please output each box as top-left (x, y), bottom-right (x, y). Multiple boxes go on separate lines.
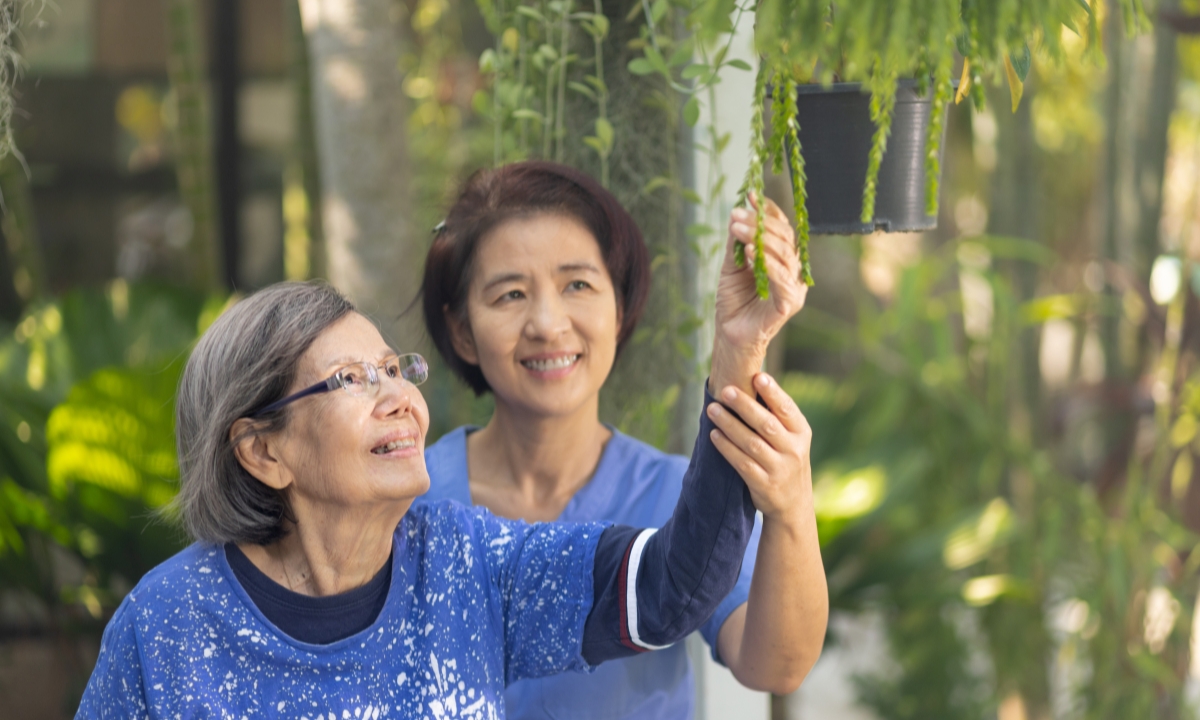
top-left (299, 0), bottom-right (417, 342)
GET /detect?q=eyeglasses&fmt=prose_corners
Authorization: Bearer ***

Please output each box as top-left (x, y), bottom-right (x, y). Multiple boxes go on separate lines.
top-left (247, 353), bottom-right (429, 419)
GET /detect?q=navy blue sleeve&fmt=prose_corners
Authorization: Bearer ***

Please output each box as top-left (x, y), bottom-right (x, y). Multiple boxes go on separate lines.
top-left (581, 386), bottom-right (756, 664)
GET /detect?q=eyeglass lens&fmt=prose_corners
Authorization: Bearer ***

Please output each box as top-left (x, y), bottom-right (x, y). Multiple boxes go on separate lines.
top-left (336, 354), bottom-right (428, 396)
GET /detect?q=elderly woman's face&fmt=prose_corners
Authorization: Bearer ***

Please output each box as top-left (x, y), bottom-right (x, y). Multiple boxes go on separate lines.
top-left (270, 312), bottom-right (431, 506)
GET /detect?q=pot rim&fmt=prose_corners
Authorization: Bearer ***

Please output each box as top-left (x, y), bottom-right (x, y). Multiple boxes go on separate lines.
top-left (792, 78), bottom-right (936, 103)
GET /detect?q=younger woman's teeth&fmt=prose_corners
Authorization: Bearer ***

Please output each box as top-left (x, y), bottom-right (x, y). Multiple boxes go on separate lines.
top-left (373, 438), bottom-right (415, 454)
top-left (522, 355), bottom-right (580, 372)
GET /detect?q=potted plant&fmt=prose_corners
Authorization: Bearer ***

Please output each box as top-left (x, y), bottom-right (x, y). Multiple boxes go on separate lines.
top-left (685, 0), bottom-right (1144, 293)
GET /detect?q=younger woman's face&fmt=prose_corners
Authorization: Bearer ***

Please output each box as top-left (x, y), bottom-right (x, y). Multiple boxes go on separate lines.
top-left (454, 213), bottom-right (620, 419)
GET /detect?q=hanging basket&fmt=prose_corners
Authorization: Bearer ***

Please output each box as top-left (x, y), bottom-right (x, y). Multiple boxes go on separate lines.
top-left (791, 79), bottom-right (948, 236)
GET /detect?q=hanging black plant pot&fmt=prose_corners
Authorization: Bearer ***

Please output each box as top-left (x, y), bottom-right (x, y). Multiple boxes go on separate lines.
top-left (792, 79), bottom-right (948, 236)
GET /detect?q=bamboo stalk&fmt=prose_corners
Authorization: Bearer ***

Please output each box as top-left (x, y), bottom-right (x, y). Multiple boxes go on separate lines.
top-left (163, 0), bottom-right (220, 292)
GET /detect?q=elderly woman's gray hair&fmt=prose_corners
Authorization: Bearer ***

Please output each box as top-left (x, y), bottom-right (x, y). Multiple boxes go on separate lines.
top-left (175, 282), bottom-right (355, 545)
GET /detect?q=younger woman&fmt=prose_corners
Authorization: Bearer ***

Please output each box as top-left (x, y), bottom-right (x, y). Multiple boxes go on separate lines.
top-left (420, 162), bottom-right (827, 719)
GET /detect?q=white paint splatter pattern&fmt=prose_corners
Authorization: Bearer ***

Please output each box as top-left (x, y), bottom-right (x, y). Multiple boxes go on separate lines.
top-left (76, 501), bottom-right (604, 719)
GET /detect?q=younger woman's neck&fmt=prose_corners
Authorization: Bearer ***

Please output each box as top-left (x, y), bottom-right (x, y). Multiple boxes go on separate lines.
top-left (468, 397), bottom-right (611, 521)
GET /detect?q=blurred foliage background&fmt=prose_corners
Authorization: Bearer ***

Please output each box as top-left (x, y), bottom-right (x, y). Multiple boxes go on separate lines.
top-left (3, 0), bottom-right (1200, 718)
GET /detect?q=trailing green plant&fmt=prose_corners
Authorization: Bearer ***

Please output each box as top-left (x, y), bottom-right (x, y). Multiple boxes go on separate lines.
top-left (666, 0), bottom-right (1149, 294)
top-left (0, 0), bottom-right (27, 165)
top-left (475, 0), bottom-right (614, 180)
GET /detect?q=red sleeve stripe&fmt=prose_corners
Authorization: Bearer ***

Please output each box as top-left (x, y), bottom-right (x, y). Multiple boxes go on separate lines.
top-left (617, 532), bottom-right (642, 652)
top-left (621, 529), bottom-right (669, 652)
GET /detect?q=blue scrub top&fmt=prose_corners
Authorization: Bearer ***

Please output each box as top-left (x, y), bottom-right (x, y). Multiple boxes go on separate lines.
top-left (421, 426), bottom-right (762, 720)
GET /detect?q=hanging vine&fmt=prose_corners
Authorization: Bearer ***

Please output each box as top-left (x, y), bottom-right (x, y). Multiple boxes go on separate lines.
top-left (681, 0), bottom-right (1147, 293)
top-left (476, 0), bottom-right (612, 183)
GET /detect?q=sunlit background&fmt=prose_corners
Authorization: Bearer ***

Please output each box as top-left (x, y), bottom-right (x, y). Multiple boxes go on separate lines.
top-left (0, 0), bottom-right (1198, 718)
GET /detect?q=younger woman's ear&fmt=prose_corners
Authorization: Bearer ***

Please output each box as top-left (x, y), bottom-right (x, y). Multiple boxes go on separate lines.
top-left (229, 418), bottom-right (292, 491)
top-left (445, 305), bottom-right (480, 366)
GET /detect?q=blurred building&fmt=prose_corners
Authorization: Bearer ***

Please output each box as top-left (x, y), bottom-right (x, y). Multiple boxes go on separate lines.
top-left (9, 0), bottom-right (294, 312)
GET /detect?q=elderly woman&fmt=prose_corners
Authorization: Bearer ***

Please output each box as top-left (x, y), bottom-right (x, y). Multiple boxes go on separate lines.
top-left (76, 224), bottom-right (812, 716)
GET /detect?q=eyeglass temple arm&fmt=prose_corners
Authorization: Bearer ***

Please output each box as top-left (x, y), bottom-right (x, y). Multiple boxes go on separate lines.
top-left (249, 377), bottom-right (337, 418)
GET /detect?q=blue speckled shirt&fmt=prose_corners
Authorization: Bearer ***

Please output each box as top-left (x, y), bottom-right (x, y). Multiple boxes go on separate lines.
top-left (78, 502), bottom-right (602, 719)
top-left (421, 428), bottom-right (761, 720)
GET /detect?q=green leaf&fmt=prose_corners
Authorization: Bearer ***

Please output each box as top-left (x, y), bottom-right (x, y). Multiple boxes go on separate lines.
top-left (585, 75), bottom-right (607, 93)
top-left (538, 44), bottom-right (559, 61)
top-left (515, 5), bottom-right (545, 22)
top-left (591, 14), bottom-right (610, 38)
top-left (1010, 44), bottom-right (1032, 82)
top-left (682, 189), bottom-right (703, 204)
top-left (511, 108), bottom-right (546, 123)
top-left (955, 32), bottom-right (972, 58)
top-left (645, 45), bottom-right (669, 74)
top-left (643, 176), bottom-right (672, 194)
top-left (583, 136), bottom-right (607, 155)
top-left (669, 39), bottom-right (695, 68)
top-left (628, 58), bottom-right (656, 76)
top-left (715, 132), bottom-right (732, 152)
top-left (681, 63), bottom-right (711, 80)
top-left (568, 81), bottom-right (597, 101)
top-left (686, 223), bottom-right (715, 237)
top-left (683, 97), bottom-right (700, 127)
top-left (1076, 0), bottom-right (1092, 14)
top-left (478, 49), bottom-right (498, 74)
top-left (471, 90), bottom-right (492, 117)
top-left (595, 117), bottom-right (614, 148)
top-left (726, 59), bottom-right (752, 71)
top-left (650, 0), bottom-right (669, 24)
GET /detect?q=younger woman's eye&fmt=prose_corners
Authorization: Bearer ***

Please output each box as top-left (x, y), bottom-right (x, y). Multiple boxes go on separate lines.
top-left (568, 280), bottom-right (591, 291)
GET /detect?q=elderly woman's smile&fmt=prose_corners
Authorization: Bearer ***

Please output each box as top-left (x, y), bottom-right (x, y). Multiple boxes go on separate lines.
top-left (370, 432), bottom-right (419, 456)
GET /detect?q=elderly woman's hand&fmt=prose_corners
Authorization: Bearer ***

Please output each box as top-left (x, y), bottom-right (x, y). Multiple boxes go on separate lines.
top-left (706, 372), bottom-right (812, 522)
top-left (710, 194), bottom-right (807, 396)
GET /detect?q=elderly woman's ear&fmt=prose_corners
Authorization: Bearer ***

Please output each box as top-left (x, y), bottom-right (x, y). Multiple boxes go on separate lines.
top-left (229, 418), bottom-right (293, 491)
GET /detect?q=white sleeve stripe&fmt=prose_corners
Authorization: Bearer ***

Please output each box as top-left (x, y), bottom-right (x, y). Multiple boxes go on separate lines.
top-left (626, 528), bottom-right (670, 651)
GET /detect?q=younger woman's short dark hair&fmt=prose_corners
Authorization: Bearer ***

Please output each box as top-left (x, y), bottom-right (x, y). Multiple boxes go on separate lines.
top-left (420, 161), bottom-right (651, 395)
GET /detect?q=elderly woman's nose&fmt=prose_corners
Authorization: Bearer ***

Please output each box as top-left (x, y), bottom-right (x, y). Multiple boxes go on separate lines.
top-left (374, 373), bottom-right (415, 416)
top-left (524, 292), bottom-right (571, 339)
